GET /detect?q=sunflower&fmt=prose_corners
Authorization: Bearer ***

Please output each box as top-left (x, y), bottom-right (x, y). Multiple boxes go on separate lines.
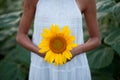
top-left (38, 24), bottom-right (78, 66)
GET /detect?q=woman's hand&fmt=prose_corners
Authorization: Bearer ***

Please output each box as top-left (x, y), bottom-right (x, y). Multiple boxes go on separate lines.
top-left (66, 47), bottom-right (78, 62)
top-left (37, 52), bottom-right (46, 58)
top-left (36, 49), bottom-right (46, 58)
top-left (37, 50), bottom-right (48, 58)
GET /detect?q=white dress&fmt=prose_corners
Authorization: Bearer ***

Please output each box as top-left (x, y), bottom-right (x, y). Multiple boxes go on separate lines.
top-left (29, 0), bottom-right (92, 80)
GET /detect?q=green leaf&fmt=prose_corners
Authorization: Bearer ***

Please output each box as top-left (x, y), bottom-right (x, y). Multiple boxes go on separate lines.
top-left (112, 2), bottom-right (120, 20)
top-left (5, 45), bottom-right (30, 66)
top-left (92, 72), bottom-right (114, 80)
top-left (112, 40), bottom-right (120, 56)
top-left (0, 45), bottom-right (30, 80)
top-left (0, 36), bottom-right (16, 55)
top-left (104, 30), bottom-right (120, 45)
top-left (104, 29), bottom-right (120, 55)
top-left (87, 45), bottom-right (114, 69)
top-left (0, 29), bottom-right (15, 41)
top-left (0, 11), bottom-right (21, 29)
top-left (0, 60), bottom-right (26, 80)
top-left (97, 0), bottom-right (115, 12)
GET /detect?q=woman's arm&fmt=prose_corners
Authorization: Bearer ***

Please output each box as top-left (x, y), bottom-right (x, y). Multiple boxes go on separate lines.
top-left (71, 0), bottom-right (101, 57)
top-left (16, 0), bottom-right (45, 57)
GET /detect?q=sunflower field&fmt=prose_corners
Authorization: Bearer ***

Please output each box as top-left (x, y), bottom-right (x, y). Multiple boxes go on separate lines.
top-left (0, 0), bottom-right (120, 80)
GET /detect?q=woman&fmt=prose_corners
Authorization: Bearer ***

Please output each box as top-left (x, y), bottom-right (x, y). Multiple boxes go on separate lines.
top-left (16, 0), bottom-right (101, 80)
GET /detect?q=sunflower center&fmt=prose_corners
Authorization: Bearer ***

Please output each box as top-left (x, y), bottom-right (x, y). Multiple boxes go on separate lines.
top-left (49, 36), bottom-right (67, 53)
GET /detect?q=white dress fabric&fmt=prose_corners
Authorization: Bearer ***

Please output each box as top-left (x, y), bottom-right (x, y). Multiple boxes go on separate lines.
top-left (29, 0), bottom-right (92, 80)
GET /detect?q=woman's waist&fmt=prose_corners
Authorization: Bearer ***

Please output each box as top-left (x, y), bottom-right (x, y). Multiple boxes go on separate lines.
top-left (30, 52), bottom-right (89, 68)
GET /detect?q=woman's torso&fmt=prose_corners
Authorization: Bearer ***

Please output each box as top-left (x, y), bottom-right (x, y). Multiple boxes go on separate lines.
top-left (31, 0), bottom-right (89, 69)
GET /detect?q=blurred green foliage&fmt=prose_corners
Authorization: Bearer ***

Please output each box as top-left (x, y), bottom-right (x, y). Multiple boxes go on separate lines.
top-left (0, 0), bottom-right (120, 80)
top-left (84, 0), bottom-right (120, 80)
top-left (0, 0), bottom-right (30, 80)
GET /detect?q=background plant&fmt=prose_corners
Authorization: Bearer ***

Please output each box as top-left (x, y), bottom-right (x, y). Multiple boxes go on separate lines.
top-left (84, 0), bottom-right (120, 80)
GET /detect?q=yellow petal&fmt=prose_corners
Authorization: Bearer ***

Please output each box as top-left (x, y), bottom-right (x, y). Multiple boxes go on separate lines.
top-left (67, 51), bottom-right (73, 58)
top-left (44, 51), bottom-right (52, 61)
top-left (49, 53), bottom-right (55, 63)
top-left (59, 54), bottom-right (63, 65)
top-left (54, 24), bottom-right (60, 33)
top-left (62, 26), bottom-right (71, 37)
top-left (38, 47), bottom-right (49, 53)
top-left (66, 45), bottom-right (73, 51)
top-left (41, 30), bottom-right (55, 39)
top-left (50, 24), bottom-right (56, 33)
top-left (66, 36), bottom-right (75, 43)
top-left (38, 49), bottom-right (46, 54)
top-left (70, 36), bottom-right (76, 41)
top-left (63, 51), bottom-right (72, 60)
top-left (43, 28), bottom-right (50, 34)
top-left (72, 43), bottom-right (78, 47)
top-left (58, 54), bottom-right (61, 64)
top-left (54, 54), bottom-right (59, 66)
top-left (62, 54), bottom-right (67, 64)
top-left (66, 43), bottom-right (78, 51)
top-left (41, 28), bottom-right (51, 38)
top-left (38, 40), bottom-right (49, 47)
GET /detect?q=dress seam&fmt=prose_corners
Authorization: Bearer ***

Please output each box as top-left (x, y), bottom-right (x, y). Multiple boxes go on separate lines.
top-left (31, 64), bottom-right (89, 70)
